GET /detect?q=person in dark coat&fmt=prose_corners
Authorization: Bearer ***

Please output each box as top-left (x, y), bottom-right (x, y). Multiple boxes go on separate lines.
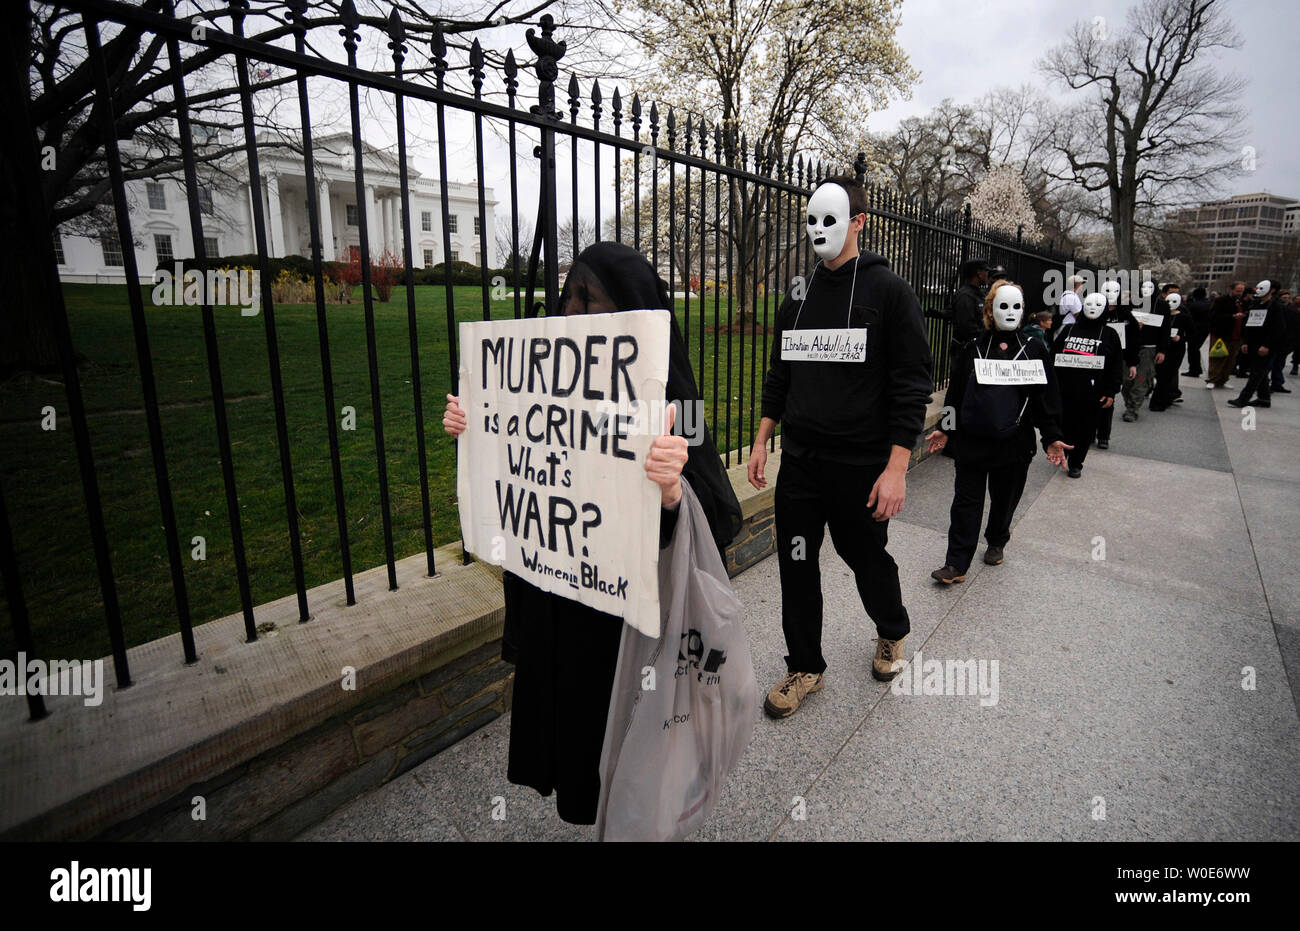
top-left (949, 258), bottom-right (990, 356)
top-left (442, 242), bottom-right (742, 825)
top-left (1182, 286), bottom-right (1212, 378)
top-left (1229, 277), bottom-right (1288, 410)
top-left (1269, 288), bottom-right (1294, 392)
top-left (1207, 281), bottom-right (1248, 388)
top-left (1052, 291), bottom-right (1123, 476)
top-left (1150, 286), bottom-right (1187, 411)
top-left (926, 280), bottom-right (1071, 583)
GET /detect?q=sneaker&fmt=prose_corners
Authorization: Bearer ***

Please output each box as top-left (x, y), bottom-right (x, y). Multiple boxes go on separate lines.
top-left (1205, 382), bottom-right (1215, 389)
top-left (930, 565), bottom-right (966, 584)
top-left (1273, 386), bottom-right (1291, 393)
top-left (1067, 468), bottom-right (1082, 478)
top-left (763, 671), bottom-right (824, 719)
top-left (872, 636), bottom-right (907, 682)
top-left (984, 545), bottom-right (1004, 565)
top-left (1174, 397), bottom-right (1184, 403)
top-left (1121, 410), bottom-right (1137, 422)
top-left (1096, 439), bottom-right (1109, 449)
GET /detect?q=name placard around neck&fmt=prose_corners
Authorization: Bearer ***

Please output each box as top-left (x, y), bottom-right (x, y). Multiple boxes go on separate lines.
top-left (1055, 353), bottom-right (1105, 370)
top-left (1131, 311), bottom-right (1163, 327)
top-left (974, 357), bottom-right (1047, 385)
top-left (781, 327), bottom-right (868, 362)
top-left (1247, 308), bottom-right (1268, 327)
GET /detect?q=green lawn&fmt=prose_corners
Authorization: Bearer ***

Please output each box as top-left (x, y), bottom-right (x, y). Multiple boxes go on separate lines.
top-left (0, 283), bottom-right (779, 660)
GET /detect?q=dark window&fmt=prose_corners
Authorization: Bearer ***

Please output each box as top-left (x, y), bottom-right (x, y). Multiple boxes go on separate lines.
top-left (101, 232), bottom-right (124, 266)
top-left (146, 181), bottom-right (166, 210)
top-left (346, 203), bottom-right (359, 227)
top-left (198, 186), bottom-right (214, 216)
top-left (421, 211), bottom-right (431, 232)
top-left (448, 215), bottom-right (458, 234)
top-left (203, 236), bottom-right (219, 258)
top-left (154, 234), bottom-right (174, 263)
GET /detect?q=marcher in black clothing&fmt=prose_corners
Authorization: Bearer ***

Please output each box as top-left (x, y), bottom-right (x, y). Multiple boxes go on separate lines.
top-left (926, 281), bottom-right (1071, 583)
top-left (1150, 287), bottom-right (1186, 411)
top-left (1052, 292), bottom-right (1123, 476)
top-left (1121, 282), bottom-right (1169, 421)
top-left (1269, 289), bottom-right (1294, 392)
top-left (950, 258), bottom-right (991, 355)
top-left (1229, 277), bottom-right (1288, 410)
top-left (750, 174), bottom-right (933, 717)
top-left (1183, 286), bottom-right (1212, 378)
top-left (442, 242), bottom-right (742, 825)
top-left (1094, 280), bottom-right (1125, 447)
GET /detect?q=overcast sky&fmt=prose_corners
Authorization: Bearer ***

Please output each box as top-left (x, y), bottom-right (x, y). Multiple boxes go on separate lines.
top-left (869, 0), bottom-right (1298, 199)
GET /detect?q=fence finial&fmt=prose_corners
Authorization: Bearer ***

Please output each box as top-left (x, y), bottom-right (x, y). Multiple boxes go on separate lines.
top-left (526, 13), bottom-right (566, 121)
top-left (430, 21), bottom-right (447, 88)
top-left (470, 38), bottom-right (485, 97)
top-left (339, 0), bottom-right (360, 56)
top-left (386, 8), bottom-right (406, 66)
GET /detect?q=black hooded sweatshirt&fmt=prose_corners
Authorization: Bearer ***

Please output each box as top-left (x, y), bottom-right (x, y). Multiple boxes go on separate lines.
top-left (1052, 317), bottom-right (1123, 400)
top-left (760, 251), bottom-right (933, 463)
top-left (1240, 294), bottom-right (1287, 356)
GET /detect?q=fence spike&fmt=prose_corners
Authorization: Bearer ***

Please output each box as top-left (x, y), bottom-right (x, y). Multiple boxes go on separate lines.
top-left (430, 22), bottom-right (447, 87)
top-left (503, 48), bottom-right (518, 103)
top-left (470, 38), bottom-right (485, 96)
top-left (339, 0), bottom-right (360, 54)
top-left (386, 7), bottom-right (406, 64)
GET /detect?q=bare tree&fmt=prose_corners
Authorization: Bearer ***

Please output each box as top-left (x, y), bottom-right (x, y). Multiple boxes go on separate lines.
top-left (1039, 0), bottom-right (1246, 271)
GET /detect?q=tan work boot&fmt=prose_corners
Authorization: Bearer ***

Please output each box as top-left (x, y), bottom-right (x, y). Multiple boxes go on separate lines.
top-left (872, 636), bottom-right (907, 682)
top-left (763, 671), bottom-right (824, 719)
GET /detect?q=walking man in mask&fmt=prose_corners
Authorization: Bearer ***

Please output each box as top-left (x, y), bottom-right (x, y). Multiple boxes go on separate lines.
top-left (749, 175), bottom-right (932, 718)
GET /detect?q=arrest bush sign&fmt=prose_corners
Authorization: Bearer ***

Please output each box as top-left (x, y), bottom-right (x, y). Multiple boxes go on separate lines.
top-left (456, 310), bottom-right (671, 637)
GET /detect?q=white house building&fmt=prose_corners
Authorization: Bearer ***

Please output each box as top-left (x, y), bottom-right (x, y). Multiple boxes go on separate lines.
top-left (55, 130), bottom-right (497, 283)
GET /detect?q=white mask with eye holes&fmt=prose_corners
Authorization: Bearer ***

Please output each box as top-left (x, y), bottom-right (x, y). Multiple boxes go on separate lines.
top-left (991, 284), bottom-right (1025, 332)
top-left (1140, 280), bottom-right (1155, 299)
top-left (1166, 292), bottom-right (1182, 311)
top-left (806, 183), bottom-right (851, 261)
top-left (1255, 279), bottom-right (1272, 299)
top-left (1082, 292), bottom-right (1106, 320)
top-left (1102, 281), bottom-right (1121, 305)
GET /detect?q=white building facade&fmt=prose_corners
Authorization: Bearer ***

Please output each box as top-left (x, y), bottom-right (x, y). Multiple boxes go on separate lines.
top-left (55, 131), bottom-right (497, 283)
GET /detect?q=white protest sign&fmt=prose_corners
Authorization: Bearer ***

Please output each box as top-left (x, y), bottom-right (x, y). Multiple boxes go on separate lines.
top-left (780, 328), bottom-right (867, 362)
top-left (973, 358), bottom-right (1047, 385)
top-left (457, 310), bottom-right (671, 637)
top-left (1247, 308), bottom-right (1267, 327)
top-left (1108, 321), bottom-right (1127, 349)
top-left (1055, 353), bottom-right (1105, 370)
top-left (1131, 311), bottom-right (1163, 327)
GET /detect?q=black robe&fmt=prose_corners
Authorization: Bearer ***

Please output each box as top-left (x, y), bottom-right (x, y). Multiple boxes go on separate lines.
top-left (501, 242), bottom-right (742, 824)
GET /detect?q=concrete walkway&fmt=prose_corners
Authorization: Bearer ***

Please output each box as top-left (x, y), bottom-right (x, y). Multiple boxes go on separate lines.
top-left (302, 367), bottom-right (1300, 842)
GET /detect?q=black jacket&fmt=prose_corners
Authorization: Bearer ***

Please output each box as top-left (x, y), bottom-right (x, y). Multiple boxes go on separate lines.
top-left (951, 281), bottom-right (985, 344)
top-left (1209, 294), bottom-right (1248, 343)
top-left (938, 329), bottom-right (1065, 467)
top-left (1240, 296), bottom-right (1287, 356)
top-left (761, 251), bottom-right (933, 461)
top-left (1052, 318), bottom-right (1123, 400)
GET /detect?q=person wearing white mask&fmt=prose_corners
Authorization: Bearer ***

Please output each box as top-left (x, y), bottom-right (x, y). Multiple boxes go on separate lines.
top-left (1052, 292), bottom-right (1123, 476)
top-left (926, 280), bottom-right (1070, 582)
top-left (1058, 274), bottom-right (1085, 326)
top-left (1120, 278), bottom-right (1168, 421)
top-left (1094, 279), bottom-right (1125, 449)
top-left (750, 175), bottom-right (933, 717)
top-left (1228, 277), bottom-right (1287, 410)
top-left (1150, 285), bottom-right (1186, 411)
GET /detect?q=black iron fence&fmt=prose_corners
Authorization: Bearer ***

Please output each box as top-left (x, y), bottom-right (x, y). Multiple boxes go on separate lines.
top-left (3, 0), bottom-right (1092, 718)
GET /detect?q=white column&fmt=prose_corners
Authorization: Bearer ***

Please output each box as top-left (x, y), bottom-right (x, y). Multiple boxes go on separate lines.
top-left (244, 183), bottom-right (258, 253)
top-left (267, 173), bottom-right (285, 259)
top-left (364, 184), bottom-right (379, 256)
top-left (318, 180), bottom-right (335, 261)
top-left (388, 194), bottom-right (400, 257)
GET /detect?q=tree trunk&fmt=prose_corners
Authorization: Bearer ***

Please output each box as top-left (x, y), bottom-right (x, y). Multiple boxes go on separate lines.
top-left (1, 3), bottom-right (65, 379)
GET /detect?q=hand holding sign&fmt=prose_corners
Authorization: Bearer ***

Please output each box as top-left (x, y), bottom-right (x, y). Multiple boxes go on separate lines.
top-left (443, 394), bottom-right (467, 436)
top-left (645, 402), bottom-right (687, 509)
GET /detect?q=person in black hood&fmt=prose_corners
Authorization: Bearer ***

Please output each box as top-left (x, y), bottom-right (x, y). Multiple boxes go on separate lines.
top-left (442, 242), bottom-right (742, 825)
top-left (748, 174), bottom-right (932, 718)
top-left (926, 280), bottom-right (1071, 583)
top-left (1149, 284), bottom-right (1185, 411)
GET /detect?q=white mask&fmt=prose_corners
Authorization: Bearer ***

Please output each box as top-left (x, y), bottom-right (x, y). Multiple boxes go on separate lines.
top-left (991, 285), bottom-right (1024, 332)
top-left (806, 184), bottom-right (852, 261)
top-left (1102, 281), bottom-right (1121, 305)
top-left (1255, 279), bottom-right (1271, 298)
top-left (1166, 292), bottom-right (1181, 311)
top-left (1140, 280), bottom-right (1155, 299)
top-left (1082, 292), bottom-right (1106, 320)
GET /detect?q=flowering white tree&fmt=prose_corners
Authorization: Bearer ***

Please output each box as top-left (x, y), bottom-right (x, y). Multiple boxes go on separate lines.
top-left (963, 165), bottom-right (1040, 241)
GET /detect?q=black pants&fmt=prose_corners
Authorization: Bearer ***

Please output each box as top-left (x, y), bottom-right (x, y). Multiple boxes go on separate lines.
top-left (1095, 403), bottom-right (1114, 442)
top-left (944, 459), bottom-right (1030, 573)
top-left (1234, 351), bottom-right (1273, 405)
top-left (774, 452), bottom-right (910, 674)
top-left (1185, 328), bottom-right (1206, 376)
top-left (1151, 342), bottom-right (1186, 409)
top-left (1061, 393), bottom-right (1101, 469)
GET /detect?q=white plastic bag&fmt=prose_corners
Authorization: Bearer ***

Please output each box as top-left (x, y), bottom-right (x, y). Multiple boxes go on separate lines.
top-left (594, 478), bottom-right (758, 841)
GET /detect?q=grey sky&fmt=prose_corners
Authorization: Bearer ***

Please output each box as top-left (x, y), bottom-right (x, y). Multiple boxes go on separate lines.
top-left (870, 0), bottom-right (1299, 200)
